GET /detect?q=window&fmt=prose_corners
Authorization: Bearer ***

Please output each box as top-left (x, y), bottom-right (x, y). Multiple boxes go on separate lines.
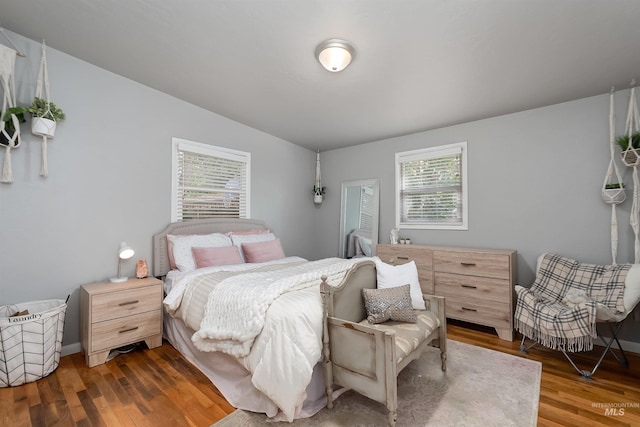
top-left (395, 142), bottom-right (468, 230)
top-left (171, 138), bottom-right (250, 222)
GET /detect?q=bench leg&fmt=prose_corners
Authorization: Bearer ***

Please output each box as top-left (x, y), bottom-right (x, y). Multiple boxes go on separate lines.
top-left (388, 409), bottom-right (397, 427)
top-left (441, 350), bottom-right (447, 371)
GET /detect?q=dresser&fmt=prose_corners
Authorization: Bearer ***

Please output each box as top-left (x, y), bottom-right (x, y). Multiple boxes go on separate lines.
top-left (80, 277), bottom-right (163, 367)
top-left (377, 244), bottom-right (517, 341)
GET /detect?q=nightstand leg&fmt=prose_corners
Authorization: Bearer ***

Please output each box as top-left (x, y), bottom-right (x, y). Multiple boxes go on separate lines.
top-left (145, 334), bottom-right (162, 349)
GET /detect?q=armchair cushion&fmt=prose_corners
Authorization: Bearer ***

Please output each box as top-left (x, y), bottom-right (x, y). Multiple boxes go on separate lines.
top-left (362, 284), bottom-right (417, 324)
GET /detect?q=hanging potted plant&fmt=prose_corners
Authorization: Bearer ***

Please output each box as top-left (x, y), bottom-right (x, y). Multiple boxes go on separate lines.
top-left (0, 107), bottom-right (26, 147)
top-left (313, 185), bottom-right (326, 204)
top-left (617, 132), bottom-right (640, 167)
top-left (602, 182), bottom-right (626, 204)
top-left (27, 97), bottom-right (65, 138)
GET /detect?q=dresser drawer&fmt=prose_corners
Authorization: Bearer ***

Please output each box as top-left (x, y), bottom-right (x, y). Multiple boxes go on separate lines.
top-left (433, 250), bottom-right (510, 279)
top-left (435, 272), bottom-right (511, 304)
top-left (91, 310), bottom-right (162, 353)
top-left (377, 245), bottom-right (433, 271)
top-left (91, 285), bottom-right (161, 323)
top-left (443, 298), bottom-right (512, 330)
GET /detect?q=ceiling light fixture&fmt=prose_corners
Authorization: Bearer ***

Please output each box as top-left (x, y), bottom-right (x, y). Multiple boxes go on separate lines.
top-left (315, 39), bottom-right (355, 72)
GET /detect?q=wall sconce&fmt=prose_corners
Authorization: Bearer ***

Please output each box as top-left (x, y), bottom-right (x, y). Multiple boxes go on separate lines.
top-left (109, 242), bottom-right (135, 283)
top-left (315, 39), bottom-right (355, 72)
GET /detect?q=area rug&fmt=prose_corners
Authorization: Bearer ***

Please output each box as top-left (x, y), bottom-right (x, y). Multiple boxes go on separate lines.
top-left (212, 340), bottom-right (541, 426)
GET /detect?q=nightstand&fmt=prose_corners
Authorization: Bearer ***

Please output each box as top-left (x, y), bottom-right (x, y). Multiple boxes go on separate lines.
top-left (80, 277), bottom-right (163, 367)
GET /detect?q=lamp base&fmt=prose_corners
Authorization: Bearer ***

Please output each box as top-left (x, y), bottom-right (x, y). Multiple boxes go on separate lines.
top-left (109, 276), bottom-right (129, 283)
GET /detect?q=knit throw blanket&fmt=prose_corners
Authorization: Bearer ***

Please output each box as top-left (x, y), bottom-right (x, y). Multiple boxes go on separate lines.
top-left (514, 253), bottom-right (629, 352)
top-left (192, 257), bottom-right (369, 356)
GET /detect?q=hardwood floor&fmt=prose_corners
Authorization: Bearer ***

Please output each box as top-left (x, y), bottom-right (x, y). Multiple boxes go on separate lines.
top-left (1, 322), bottom-right (639, 426)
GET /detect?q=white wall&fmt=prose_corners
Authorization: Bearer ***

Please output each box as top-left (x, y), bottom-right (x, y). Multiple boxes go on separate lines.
top-left (317, 90), bottom-right (640, 343)
top-left (0, 31), bottom-right (319, 352)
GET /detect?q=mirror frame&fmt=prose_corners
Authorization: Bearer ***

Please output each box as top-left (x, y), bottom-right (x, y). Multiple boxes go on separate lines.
top-left (338, 178), bottom-right (380, 258)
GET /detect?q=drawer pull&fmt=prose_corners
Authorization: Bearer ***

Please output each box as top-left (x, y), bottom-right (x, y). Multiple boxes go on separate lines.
top-left (119, 326), bottom-right (139, 334)
top-left (460, 262), bottom-right (476, 266)
top-left (461, 307), bottom-right (477, 312)
top-left (397, 256), bottom-right (409, 260)
top-left (119, 300), bottom-right (139, 306)
top-left (461, 284), bottom-right (477, 289)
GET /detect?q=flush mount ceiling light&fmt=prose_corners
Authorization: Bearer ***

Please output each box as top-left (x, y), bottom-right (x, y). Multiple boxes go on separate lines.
top-left (315, 39), bottom-right (355, 72)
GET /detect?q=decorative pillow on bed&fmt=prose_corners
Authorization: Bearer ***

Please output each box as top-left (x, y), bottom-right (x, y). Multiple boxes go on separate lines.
top-left (192, 246), bottom-right (243, 268)
top-left (362, 284), bottom-right (417, 324)
top-left (373, 257), bottom-right (426, 310)
top-left (241, 238), bottom-right (285, 263)
top-left (231, 232), bottom-right (276, 261)
top-left (168, 233), bottom-right (233, 272)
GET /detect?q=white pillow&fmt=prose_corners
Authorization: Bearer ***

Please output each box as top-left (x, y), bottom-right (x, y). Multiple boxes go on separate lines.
top-left (230, 232), bottom-right (276, 261)
top-left (624, 265), bottom-right (640, 313)
top-left (169, 233), bottom-right (232, 272)
top-left (373, 257), bottom-right (426, 310)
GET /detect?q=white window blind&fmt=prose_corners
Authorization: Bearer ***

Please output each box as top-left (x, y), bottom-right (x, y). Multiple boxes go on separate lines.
top-left (359, 186), bottom-right (374, 231)
top-left (171, 138), bottom-right (250, 222)
top-left (396, 142), bottom-right (468, 230)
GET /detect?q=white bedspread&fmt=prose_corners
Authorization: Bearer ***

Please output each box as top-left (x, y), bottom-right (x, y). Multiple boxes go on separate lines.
top-left (162, 256), bottom-right (372, 421)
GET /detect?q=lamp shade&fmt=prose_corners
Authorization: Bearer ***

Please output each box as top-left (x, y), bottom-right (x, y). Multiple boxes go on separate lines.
top-left (118, 242), bottom-right (135, 260)
top-left (316, 39), bottom-right (355, 72)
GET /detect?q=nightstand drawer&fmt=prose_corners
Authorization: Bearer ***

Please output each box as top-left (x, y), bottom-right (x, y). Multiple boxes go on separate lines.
top-left (91, 286), bottom-right (161, 323)
top-left (91, 310), bottom-right (162, 353)
top-left (433, 250), bottom-right (510, 279)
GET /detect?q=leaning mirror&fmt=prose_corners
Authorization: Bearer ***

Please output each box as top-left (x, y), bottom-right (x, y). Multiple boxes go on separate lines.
top-left (338, 179), bottom-right (380, 258)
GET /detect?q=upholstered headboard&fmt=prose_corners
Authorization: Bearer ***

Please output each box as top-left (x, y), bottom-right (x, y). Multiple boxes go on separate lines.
top-left (152, 218), bottom-right (270, 277)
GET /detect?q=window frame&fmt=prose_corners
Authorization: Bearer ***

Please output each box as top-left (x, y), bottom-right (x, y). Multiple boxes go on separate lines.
top-left (395, 141), bottom-right (468, 230)
top-left (171, 137), bottom-right (251, 222)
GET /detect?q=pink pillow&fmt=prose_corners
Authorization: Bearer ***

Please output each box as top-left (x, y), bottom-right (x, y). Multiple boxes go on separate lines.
top-left (241, 239), bottom-right (285, 263)
top-left (192, 246), bottom-right (243, 268)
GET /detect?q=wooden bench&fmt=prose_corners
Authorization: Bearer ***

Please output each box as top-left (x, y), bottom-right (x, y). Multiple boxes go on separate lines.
top-left (320, 265), bottom-right (447, 427)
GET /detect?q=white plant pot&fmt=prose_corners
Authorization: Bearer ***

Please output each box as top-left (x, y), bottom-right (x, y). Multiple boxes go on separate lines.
top-left (31, 117), bottom-right (56, 138)
top-left (602, 188), bottom-right (626, 205)
top-left (314, 194), bottom-right (323, 204)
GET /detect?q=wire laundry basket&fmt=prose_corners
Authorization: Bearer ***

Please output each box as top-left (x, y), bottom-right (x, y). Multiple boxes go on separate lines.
top-left (0, 296), bottom-right (69, 387)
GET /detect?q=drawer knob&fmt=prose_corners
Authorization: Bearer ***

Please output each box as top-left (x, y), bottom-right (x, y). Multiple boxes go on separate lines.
top-left (119, 300), bottom-right (139, 306)
top-left (119, 326), bottom-right (140, 334)
top-left (460, 262), bottom-right (476, 266)
top-left (461, 307), bottom-right (477, 312)
top-left (461, 284), bottom-right (477, 289)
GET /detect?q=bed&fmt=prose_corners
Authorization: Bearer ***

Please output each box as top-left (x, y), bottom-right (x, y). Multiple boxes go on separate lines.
top-left (345, 228), bottom-right (373, 258)
top-left (152, 218), bottom-right (376, 421)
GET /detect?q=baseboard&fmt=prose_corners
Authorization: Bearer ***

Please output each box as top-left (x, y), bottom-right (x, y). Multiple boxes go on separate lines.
top-left (61, 342), bottom-right (82, 357)
top-left (594, 336), bottom-right (640, 355)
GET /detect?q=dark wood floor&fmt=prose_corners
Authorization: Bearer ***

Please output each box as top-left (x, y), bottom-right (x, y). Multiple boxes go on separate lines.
top-left (1, 322), bottom-right (639, 426)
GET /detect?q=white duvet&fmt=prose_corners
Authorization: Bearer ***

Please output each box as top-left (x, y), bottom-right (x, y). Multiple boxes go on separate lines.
top-left (163, 256), bottom-right (370, 421)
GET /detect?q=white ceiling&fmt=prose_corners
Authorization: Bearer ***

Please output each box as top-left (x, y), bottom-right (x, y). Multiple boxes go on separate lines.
top-left (2, 0), bottom-right (640, 151)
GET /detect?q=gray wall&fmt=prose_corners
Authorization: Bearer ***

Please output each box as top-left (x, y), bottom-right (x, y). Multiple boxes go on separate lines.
top-left (3, 30), bottom-right (638, 351)
top-left (0, 31), bottom-right (319, 352)
top-left (317, 90), bottom-right (640, 343)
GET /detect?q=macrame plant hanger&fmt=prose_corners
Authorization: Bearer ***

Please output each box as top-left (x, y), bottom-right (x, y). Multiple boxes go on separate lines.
top-left (34, 40), bottom-right (52, 177)
top-left (602, 88), bottom-right (626, 264)
top-left (621, 80), bottom-right (640, 263)
top-left (0, 43), bottom-right (19, 183)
